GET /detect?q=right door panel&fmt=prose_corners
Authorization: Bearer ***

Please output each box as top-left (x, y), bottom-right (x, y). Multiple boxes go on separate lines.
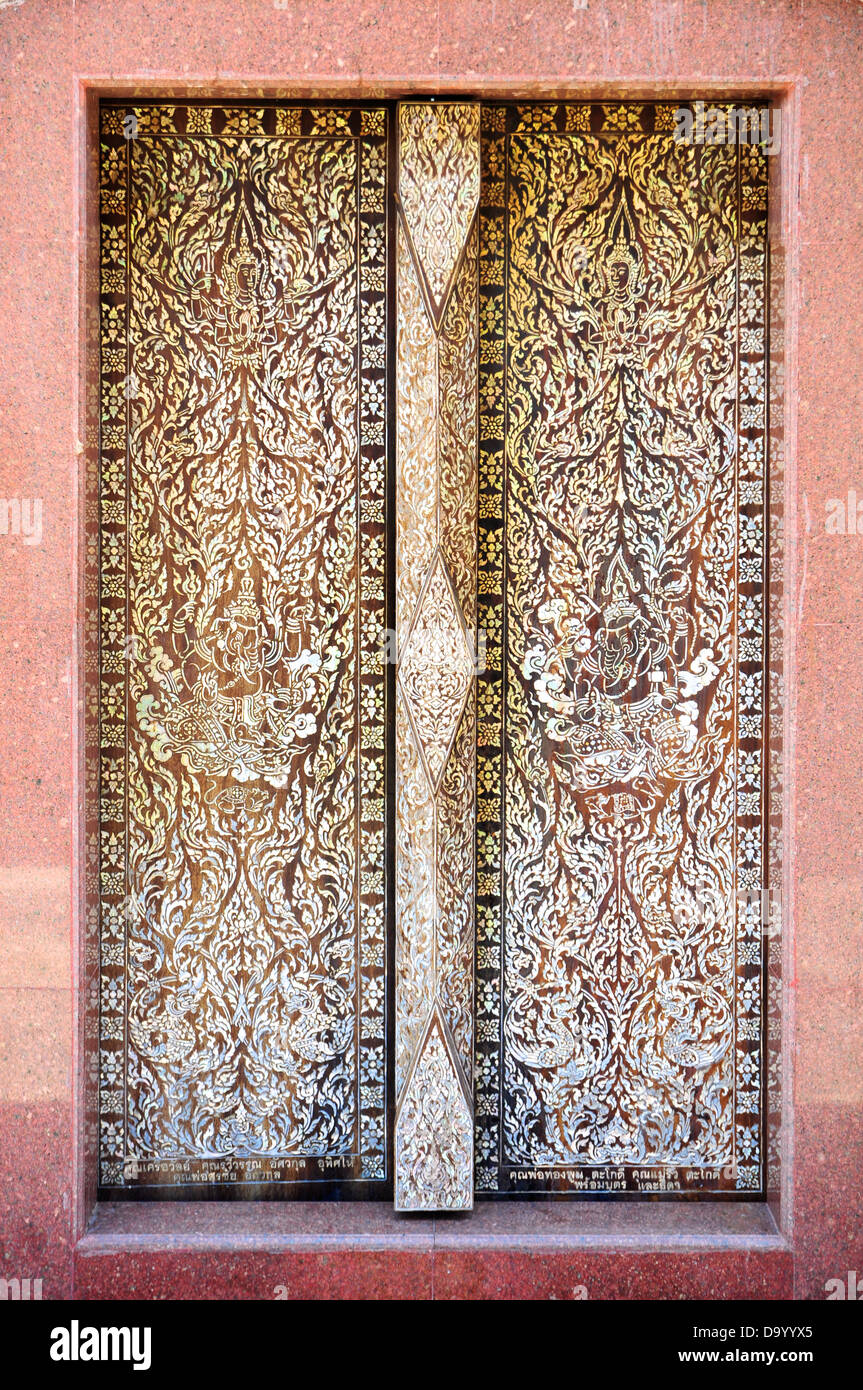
top-left (475, 102), bottom-right (769, 1197)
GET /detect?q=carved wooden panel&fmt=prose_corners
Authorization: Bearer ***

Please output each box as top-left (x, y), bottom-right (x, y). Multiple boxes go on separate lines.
top-left (475, 103), bottom-right (769, 1196)
top-left (95, 103), bottom-right (390, 1193)
top-left (394, 103), bottom-right (480, 1210)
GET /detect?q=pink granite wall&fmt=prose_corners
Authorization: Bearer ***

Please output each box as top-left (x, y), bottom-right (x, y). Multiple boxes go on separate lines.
top-left (0, 0), bottom-right (860, 1300)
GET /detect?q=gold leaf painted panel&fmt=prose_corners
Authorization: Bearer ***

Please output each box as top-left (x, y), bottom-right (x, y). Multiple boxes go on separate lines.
top-left (96, 104), bottom-right (389, 1193)
top-left (475, 103), bottom-right (769, 1196)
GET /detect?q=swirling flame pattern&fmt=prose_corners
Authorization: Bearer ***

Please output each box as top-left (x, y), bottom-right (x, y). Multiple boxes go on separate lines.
top-left (475, 103), bottom-right (768, 1195)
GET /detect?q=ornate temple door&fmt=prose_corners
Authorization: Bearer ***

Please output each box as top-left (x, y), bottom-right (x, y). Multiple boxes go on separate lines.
top-left (94, 99), bottom-right (769, 1208)
top-left (94, 102), bottom-right (392, 1196)
top-left (472, 103), bottom-right (769, 1199)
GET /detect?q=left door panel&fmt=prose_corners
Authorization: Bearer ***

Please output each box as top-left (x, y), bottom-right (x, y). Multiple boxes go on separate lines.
top-left (94, 102), bottom-right (391, 1196)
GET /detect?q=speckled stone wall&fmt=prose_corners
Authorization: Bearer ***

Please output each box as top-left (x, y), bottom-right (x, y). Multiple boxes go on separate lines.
top-left (0, 0), bottom-right (860, 1300)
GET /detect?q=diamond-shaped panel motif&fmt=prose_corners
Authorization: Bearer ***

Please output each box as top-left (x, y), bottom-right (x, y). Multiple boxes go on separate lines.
top-left (398, 552), bottom-right (474, 790)
top-left (394, 1008), bottom-right (473, 1212)
top-left (398, 103), bottom-right (480, 326)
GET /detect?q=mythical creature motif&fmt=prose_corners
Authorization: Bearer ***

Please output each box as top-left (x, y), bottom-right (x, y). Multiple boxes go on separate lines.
top-left (475, 105), bottom-right (768, 1193)
top-left (97, 106), bottom-right (389, 1188)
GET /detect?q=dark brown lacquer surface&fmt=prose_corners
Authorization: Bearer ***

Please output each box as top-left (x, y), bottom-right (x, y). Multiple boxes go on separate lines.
top-left (475, 103), bottom-right (769, 1196)
top-left (96, 104), bottom-right (390, 1195)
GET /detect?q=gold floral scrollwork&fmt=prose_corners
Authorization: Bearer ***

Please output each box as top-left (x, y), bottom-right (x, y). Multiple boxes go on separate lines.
top-left (96, 104), bottom-right (390, 1193)
top-left (475, 102), bottom-right (769, 1197)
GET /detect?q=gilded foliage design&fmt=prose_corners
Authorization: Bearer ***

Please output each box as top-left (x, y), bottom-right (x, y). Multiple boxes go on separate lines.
top-left (475, 104), bottom-right (768, 1195)
top-left (97, 105), bottom-right (389, 1190)
top-left (394, 1014), bottom-right (474, 1211)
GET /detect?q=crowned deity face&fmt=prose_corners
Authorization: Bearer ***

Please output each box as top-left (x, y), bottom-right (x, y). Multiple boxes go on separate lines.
top-left (222, 229), bottom-right (261, 307)
top-left (603, 244), bottom-right (641, 307)
top-left (597, 204), bottom-right (645, 312)
top-left (234, 258), bottom-right (256, 301)
top-left (611, 257), bottom-right (630, 294)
